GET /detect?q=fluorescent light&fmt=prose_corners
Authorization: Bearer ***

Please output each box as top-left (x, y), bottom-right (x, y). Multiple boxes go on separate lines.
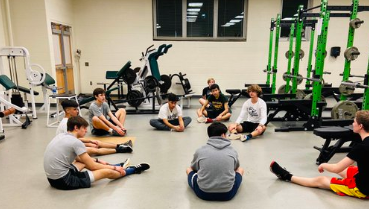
top-left (221, 25), bottom-right (230, 27)
top-left (187, 15), bottom-right (197, 18)
top-left (236, 15), bottom-right (244, 19)
top-left (282, 17), bottom-right (294, 20)
top-left (226, 22), bottom-right (235, 26)
top-left (230, 19), bottom-right (242, 23)
top-left (187, 11), bottom-right (199, 15)
top-left (156, 26), bottom-right (161, 29)
top-left (187, 19), bottom-right (196, 22)
top-left (188, 3), bottom-right (203, 7)
top-left (187, 8), bottom-right (200, 12)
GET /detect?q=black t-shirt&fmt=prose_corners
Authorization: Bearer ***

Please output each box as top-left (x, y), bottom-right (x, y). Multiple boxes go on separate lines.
top-left (347, 136), bottom-right (369, 195)
top-left (207, 93), bottom-right (228, 111)
top-left (202, 87), bottom-right (211, 98)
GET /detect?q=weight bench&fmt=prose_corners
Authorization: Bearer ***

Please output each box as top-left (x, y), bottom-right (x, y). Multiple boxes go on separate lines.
top-left (313, 126), bottom-right (360, 165)
top-left (226, 89), bottom-right (243, 108)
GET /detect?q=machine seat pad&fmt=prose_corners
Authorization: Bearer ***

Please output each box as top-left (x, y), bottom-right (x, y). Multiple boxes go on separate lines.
top-left (226, 89), bottom-right (241, 94)
top-left (313, 126), bottom-right (352, 139)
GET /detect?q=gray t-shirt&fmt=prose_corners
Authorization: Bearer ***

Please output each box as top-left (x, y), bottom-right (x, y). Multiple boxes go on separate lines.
top-left (44, 133), bottom-right (87, 180)
top-left (89, 101), bottom-right (111, 129)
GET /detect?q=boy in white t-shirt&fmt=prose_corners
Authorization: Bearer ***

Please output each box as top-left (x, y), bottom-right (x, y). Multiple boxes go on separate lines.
top-left (150, 93), bottom-right (192, 132)
top-left (227, 84), bottom-right (267, 142)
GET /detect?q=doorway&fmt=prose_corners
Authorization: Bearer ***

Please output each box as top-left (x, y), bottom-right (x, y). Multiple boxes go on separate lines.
top-left (51, 23), bottom-right (74, 94)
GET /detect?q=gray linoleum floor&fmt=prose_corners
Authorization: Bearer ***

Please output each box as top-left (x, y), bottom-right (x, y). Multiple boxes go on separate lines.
top-left (0, 101), bottom-right (367, 209)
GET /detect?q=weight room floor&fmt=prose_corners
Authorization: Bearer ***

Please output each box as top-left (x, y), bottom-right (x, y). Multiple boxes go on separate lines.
top-left (0, 101), bottom-right (367, 209)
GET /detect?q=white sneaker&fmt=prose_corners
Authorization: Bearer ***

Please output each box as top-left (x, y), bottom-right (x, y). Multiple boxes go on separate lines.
top-left (121, 158), bottom-right (130, 169)
top-left (197, 116), bottom-right (207, 123)
top-left (227, 133), bottom-right (242, 140)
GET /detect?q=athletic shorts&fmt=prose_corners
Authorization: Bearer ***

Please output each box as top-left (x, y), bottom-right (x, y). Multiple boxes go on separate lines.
top-left (206, 108), bottom-right (231, 119)
top-left (91, 116), bottom-right (117, 136)
top-left (240, 121), bottom-right (260, 133)
top-left (187, 171), bottom-right (242, 201)
top-left (330, 166), bottom-right (369, 199)
top-left (47, 165), bottom-right (91, 190)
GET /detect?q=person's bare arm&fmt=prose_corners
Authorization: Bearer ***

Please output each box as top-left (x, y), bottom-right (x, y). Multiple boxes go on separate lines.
top-left (318, 157), bottom-right (354, 174)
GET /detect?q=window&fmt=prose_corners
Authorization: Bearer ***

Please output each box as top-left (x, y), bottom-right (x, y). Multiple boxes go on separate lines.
top-left (218, 0), bottom-right (245, 37)
top-left (281, 0), bottom-right (310, 38)
top-left (154, 0), bottom-right (247, 41)
top-left (155, 0), bottom-right (182, 37)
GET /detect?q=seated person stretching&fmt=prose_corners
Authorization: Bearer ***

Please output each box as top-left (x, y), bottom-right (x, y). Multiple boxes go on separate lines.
top-left (150, 93), bottom-right (192, 132)
top-left (199, 78), bottom-right (215, 107)
top-left (56, 100), bottom-right (132, 154)
top-left (186, 122), bottom-right (244, 201)
top-left (89, 88), bottom-right (127, 136)
top-left (227, 84), bottom-right (267, 142)
top-left (197, 84), bottom-right (231, 123)
top-left (44, 116), bottom-right (150, 190)
top-left (270, 110), bottom-right (369, 199)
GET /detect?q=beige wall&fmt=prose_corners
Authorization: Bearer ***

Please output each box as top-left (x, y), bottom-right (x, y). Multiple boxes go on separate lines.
top-left (2, 0), bottom-right (369, 96)
top-left (72, 0), bottom-right (369, 95)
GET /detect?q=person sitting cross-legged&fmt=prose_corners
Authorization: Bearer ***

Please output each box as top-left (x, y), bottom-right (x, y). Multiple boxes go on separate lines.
top-left (270, 110), bottom-right (369, 199)
top-left (56, 100), bottom-right (132, 155)
top-left (44, 116), bottom-right (150, 190)
top-left (197, 84), bottom-right (231, 123)
top-left (150, 93), bottom-right (192, 132)
top-left (186, 122), bottom-right (244, 201)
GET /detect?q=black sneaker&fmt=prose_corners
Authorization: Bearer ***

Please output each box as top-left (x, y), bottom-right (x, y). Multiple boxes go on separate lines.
top-left (111, 129), bottom-right (122, 136)
top-left (119, 140), bottom-right (133, 148)
top-left (116, 144), bottom-right (133, 153)
top-left (127, 163), bottom-right (150, 174)
top-left (270, 161), bottom-right (292, 181)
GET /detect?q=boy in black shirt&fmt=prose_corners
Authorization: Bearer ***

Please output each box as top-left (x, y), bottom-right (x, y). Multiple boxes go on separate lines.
top-left (199, 78), bottom-right (215, 107)
top-left (270, 110), bottom-right (369, 199)
top-left (197, 84), bottom-right (231, 123)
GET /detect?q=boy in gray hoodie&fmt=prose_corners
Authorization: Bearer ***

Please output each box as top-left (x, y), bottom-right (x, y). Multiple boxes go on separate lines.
top-left (186, 122), bottom-right (244, 201)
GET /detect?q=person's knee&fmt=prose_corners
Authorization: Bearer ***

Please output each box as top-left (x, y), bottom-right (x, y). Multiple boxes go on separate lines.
top-left (118, 108), bottom-right (126, 115)
top-left (150, 119), bottom-right (158, 126)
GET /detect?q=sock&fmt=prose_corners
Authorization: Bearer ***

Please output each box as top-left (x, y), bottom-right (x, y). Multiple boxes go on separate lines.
top-left (286, 173), bottom-right (293, 181)
top-left (108, 128), bottom-right (113, 133)
top-left (247, 134), bottom-right (252, 140)
top-left (125, 167), bottom-right (135, 176)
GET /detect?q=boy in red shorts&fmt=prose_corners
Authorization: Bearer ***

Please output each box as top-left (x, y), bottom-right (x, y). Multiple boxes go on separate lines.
top-left (270, 110), bottom-right (369, 199)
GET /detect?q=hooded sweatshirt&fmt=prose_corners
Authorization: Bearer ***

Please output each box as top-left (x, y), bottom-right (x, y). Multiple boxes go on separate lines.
top-left (191, 136), bottom-right (240, 193)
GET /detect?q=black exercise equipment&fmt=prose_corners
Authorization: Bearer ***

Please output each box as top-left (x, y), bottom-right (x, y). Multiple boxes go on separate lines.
top-left (170, 72), bottom-right (193, 95)
top-left (313, 126), bottom-right (361, 165)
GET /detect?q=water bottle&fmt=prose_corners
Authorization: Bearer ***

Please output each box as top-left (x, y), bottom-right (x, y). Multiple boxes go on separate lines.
top-left (52, 85), bottom-right (57, 96)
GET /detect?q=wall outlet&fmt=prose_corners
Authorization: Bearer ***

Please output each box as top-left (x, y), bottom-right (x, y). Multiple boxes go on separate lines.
top-left (85, 62), bottom-right (89, 66)
top-left (90, 81), bottom-right (92, 85)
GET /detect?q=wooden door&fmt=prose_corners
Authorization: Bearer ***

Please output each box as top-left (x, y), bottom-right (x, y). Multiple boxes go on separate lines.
top-left (51, 23), bottom-right (74, 94)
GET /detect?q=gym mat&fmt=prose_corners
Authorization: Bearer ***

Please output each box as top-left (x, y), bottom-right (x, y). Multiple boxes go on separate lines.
top-left (84, 136), bottom-right (136, 145)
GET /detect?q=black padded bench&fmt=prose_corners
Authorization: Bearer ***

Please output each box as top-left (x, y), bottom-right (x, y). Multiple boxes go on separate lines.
top-left (313, 126), bottom-right (360, 165)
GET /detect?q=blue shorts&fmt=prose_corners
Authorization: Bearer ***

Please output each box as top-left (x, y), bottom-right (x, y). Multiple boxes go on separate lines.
top-left (187, 171), bottom-right (242, 201)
